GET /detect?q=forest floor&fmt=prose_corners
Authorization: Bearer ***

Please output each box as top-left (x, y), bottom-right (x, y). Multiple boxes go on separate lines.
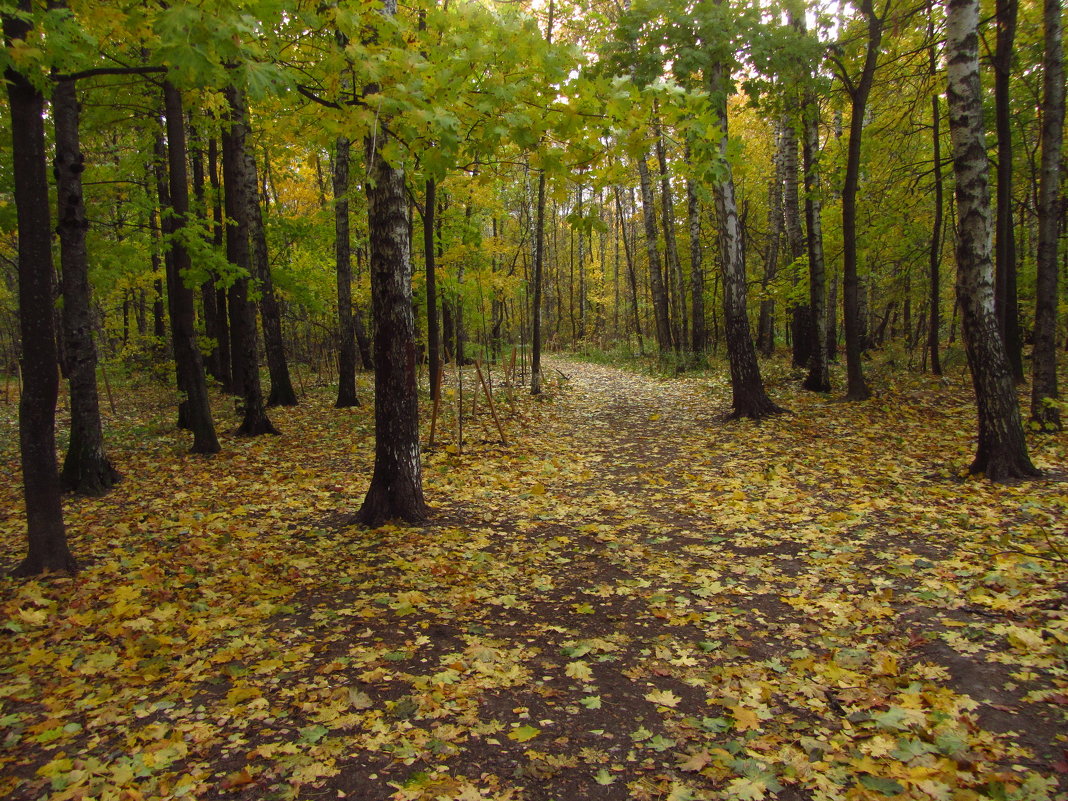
top-left (0, 355), bottom-right (1066, 801)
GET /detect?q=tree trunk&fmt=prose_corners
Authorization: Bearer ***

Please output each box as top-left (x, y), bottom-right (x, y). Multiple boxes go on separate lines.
top-left (334, 136), bottom-right (359, 407)
top-left (686, 155), bottom-right (706, 353)
top-left (189, 125), bottom-right (224, 386)
top-left (207, 137), bottom-right (232, 390)
top-left (221, 85), bottom-right (278, 436)
top-left (711, 67), bottom-right (784, 419)
top-left (945, 0), bottom-right (1038, 479)
top-left (425, 177), bottom-right (440, 402)
top-left (840, 0), bottom-right (880, 401)
top-left (994, 0), bottom-right (1024, 382)
top-left (531, 169), bottom-right (546, 394)
top-left (356, 118), bottom-right (428, 525)
top-left (929, 5), bottom-right (945, 376)
top-left (758, 126), bottom-right (783, 358)
top-left (4, 3), bottom-right (77, 575)
top-left (637, 154), bottom-right (673, 352)
top-left (801, 91), bottom-right (831, 392)
top-left (163, 82), bottom-right (220, 453)
top-left (53, 73), bottom-right (120, 495)
top-left (782, 108), bottom-right (811, 369)
top-left (656, 126), bottom-right (685, 352)
top-left (244, 142), bottom-right (296, 406)
top-left (1030, 0), bottom-right (1064, 429)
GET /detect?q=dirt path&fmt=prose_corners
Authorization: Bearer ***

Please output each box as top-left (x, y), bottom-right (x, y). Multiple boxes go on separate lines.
top-left (1, 357), bottom-right (1065, 801)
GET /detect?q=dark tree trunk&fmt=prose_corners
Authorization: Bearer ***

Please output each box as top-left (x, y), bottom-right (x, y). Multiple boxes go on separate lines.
top-left (244, 143), bottom-right (296, 406)
top-left (994, 0), bottom-right (1024, 382)
top-left (840, 0), bottom-right (881, 401)
top-left (801, 92), bottom-right (831, 392)
top-left (424, 177), bottom-right (440, 402)
top-left (1030, 0), bottom-right (1064, 429)
top-left (355, 126), bottom-right (428, 526)
top-left (782, 108), bottom-right (811, 369)
top-left (163, 83), bottom-right (220, 453)
top-left (758, 126), bottom-right (784, 358)
top-left (615, 186), bottom-right (645, 354)
top-left (685, 152), bottom-right (706, 353)
top-left (221, 85), bottom-right (278, 436)
top-left (929, 6), bottom-right (945, 376)
top-left (334, 136), bottom-right (359, 407)
top-left (637, 154), bottom-right (673, 352)
top-left (656, 125), bottom-right (685, 351)
top-left (712, 65), bottom-right (784, 419)
top-left (207, 137), bottom-right (232, 390)
top-left (4, 3), bottom-right (77, 575)
top-left (945, 0), bottom-right (1038, 479)
top-left (52, 73), bottom-right (119, 495)
top-left (189, 125), bottom-right (224, 385)
top-left (826, 274), bottom-right (839, 360)
top-left (531, 170), bottom-right (546, 394)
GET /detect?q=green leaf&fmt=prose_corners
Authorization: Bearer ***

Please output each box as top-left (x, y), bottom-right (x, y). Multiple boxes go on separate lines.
top-left (594, 768), bottom-right (616, 785)
top-left (580, 695), bottom-right (602, 709)
top-left (858, 775), bottom-right (905, 795)
top-left (507, 725), bottom-right (541, 742)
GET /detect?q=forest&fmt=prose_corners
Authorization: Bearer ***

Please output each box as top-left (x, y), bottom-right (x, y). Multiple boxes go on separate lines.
top-left (1, 0), bottom-right (1067, 798)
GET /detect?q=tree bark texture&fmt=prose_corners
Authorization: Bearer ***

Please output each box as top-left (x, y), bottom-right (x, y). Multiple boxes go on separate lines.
top-left (424, 177), bottom-right (440, 402)
top-left (356, 130), bottom-right (428, 525)
top-left (686, 175), bottom-right (706, 355)
top-left (758, 125), bottom-right (784, 358)
top-left (945, 0), bottom-right (1038, 479)
top-left (52, 74), bottom-right (119, 495)
top-left (531, 170), bottom-right (546, 395)
top-left (841, 0), bottom-right (880, 401)
top-left (928, 11), bottom-right (945, 376)
top-left (207, 137), bottom-right (232, 390)
top-left (711, 71), bottom-right (784, 420)
top-left (163, 83), bottom-right (220, 454)
top-left (244, 142), bottom-right (297, 406)
top-left (637, 154), bottom-right (673, 353)
top-left (782, 110), bottom-right (811, 369)
top-left (656, 128), bottom-right (685, 351)
top-left (221, 85), bottom-right (278, 436)
top-left (1030, 0), bottom-right (1064, 429)
top-left (333, 136), bottom-right (359, 408)
top-left (4, 3), bottom-right (77, 575)
top-left (801, 94), bottom-right (831, 392)
top-left (993, 0), bottom-right (1024, 382)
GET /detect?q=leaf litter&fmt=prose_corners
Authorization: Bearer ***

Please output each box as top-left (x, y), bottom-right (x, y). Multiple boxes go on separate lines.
top-left (0, 357), bottom-right (1066, 801)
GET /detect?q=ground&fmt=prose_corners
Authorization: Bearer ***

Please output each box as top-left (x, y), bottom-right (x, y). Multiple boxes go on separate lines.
top-left (0, 356), bottom-right (1065, 801)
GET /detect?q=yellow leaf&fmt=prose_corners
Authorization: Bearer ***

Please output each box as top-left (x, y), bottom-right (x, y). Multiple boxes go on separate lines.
top-left (565, 661), bottom-right (593, 681)
top-left (730, 705), bottom-right (761, 731)
top-left (645, 689), bottom-right (681, 708)
top-left (226, 685), bottom-right (262, 706)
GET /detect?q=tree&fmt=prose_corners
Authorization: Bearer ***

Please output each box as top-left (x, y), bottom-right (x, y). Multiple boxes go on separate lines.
top-left (927, 3), bottom-right (945, 376)
top-left (801, 90), bottom-right (830, 393)
top-left (333, 135), bottom-right (360, 408)
top-left (244, 141), bottom-right (297, 407)
top-left (832, 0), bottom-right (887, 401)
top-left (710, 66), bottom-right (784, 419)
top-left (944, 0), bottom-right (1038, 479)
top-left (637, 151), bottom-right (673, 353)
top-left (163, 81), bottom-right (220, 453)
top-left (993, 0), bottom-right (1023, 382)
top-left (355, 0), bottom-right (428, 526)
top-left (221, 84), bottom-right (278, 436)
top-left (1029, 0), bottom-right (1064, 429)
top-left (52, 56), bottom-right (119, 493)
top-left (4, 0), bottom-right (77, 574)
